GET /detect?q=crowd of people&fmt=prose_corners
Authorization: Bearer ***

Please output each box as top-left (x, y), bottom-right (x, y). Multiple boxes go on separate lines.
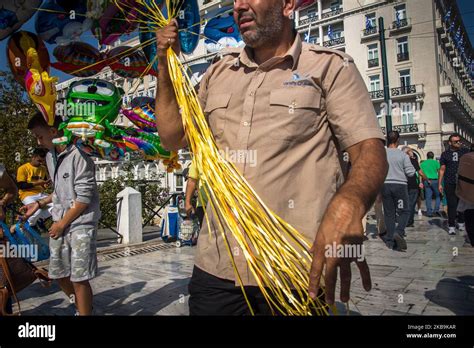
top-left (377, 131), bottom-right (474, 251)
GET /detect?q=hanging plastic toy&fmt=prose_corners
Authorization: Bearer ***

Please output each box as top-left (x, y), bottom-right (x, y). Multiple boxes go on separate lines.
top-left (54, 78), bottom-right (124, 148)
top-left (25, 48), bottom-right (58, 126)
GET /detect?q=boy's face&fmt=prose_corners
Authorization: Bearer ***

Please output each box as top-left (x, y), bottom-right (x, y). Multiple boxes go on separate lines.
top-left (30, 126), bottom-right (57, 151)
top-left (31, 155), bottom-right (45, 167)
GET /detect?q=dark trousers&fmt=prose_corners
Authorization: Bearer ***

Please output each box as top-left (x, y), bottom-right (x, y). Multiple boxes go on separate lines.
top-left (195, 206), bottom-right (205, 228)
top-left (465, 209), bottom-right (474, 247)
top-left (188, 266), bottom-right (324, 316)
top-left (6, 297), bottom-right (12, 314)
top-left (382, 183), bottom-right (410, 246)
top-left (444, 183), bottom-right (464, 227)
top-left (407, 188), bottom-right (419, 226)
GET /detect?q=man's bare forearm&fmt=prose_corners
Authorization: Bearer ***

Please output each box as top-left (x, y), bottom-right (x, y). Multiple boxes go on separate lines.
top-left (438, 166), bottom-right (445, 184)
top-left (185, 178), bottom-right (197, 208)
top-left (156, 56), bottom-right (187, 151)
top-left (329, 139), bottom-right (388, 220)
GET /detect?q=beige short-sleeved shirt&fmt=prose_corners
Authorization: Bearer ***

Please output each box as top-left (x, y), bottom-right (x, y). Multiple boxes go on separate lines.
top-left (195, 34), bottom-right (385, 286)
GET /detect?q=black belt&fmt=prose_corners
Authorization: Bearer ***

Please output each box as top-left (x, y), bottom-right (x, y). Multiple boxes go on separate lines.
top-left (459, 174), bottom-right (474, 185)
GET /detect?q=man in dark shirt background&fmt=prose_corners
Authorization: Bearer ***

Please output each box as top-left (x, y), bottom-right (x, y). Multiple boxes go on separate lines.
top-left (439, 133), bottom-right (470, 235)
top-left (404, 147), bottom-right (426, 227)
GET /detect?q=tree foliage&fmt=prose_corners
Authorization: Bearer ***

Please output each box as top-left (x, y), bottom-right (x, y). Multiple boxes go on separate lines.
top-left (0, 71), bottom-right (38, 177)
top-left (98, 163), bottom-right (170, 229)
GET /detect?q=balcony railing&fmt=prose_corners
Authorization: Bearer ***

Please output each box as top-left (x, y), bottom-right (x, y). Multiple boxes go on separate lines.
top-left (368, 58), bottom-right (379, 68)
top-left (397, 52), bottom-right (410, 62)
top-left (323, 36), bottom-right (345, 48)
top-left (370, 90), bottom-right (384, 100)
top-left (391, 85), bottom-right (417, 96)
top-left (371, 85), bottom-right (424, 100)
top-left (299, 14), bottom-right (319, 26)
top-left (322, 7), bottom-right (343, 19)
top-left (381, 123), bottom-right (420, 135)
top-left (390, 18), bottom-right (411, 31)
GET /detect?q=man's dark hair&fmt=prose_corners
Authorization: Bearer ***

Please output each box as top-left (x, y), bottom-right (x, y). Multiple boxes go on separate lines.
top-left (27, 112), bottom-right (62, 130)
top-left (449, 133), bottom-right (461, 142)
top-left (387, 131), bottom-right (400, 145)
top-left (32, 148), bottom-right (48, 158)
top-left (427, 151), bottom-right (434, 159)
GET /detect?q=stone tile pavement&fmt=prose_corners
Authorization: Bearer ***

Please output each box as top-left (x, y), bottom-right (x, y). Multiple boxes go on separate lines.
top-left (15, 213), bottom-right (474, 316)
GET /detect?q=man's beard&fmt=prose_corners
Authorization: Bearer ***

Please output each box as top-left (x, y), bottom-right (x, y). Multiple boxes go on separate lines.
top-left (240, 4), bottom-right (285, 48)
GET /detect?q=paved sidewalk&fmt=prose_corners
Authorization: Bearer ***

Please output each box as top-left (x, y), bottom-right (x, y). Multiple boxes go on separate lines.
top-left (16, 213), bottom-right (474, 315)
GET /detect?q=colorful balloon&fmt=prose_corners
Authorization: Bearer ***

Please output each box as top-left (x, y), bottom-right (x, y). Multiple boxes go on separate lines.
top-left (35, 0), bottom-right (92, 45)
top-left (0, 0), bottom-right (42, 41)
top-left (122, 97), bottom-right (157, 132)
top-left (52, 41), bottom-right (156, 78)
top-left (51, 41), bottom-right (103, 77)
top-left (139, 23), bottom-right (159, 75)
top-left (176, 0), bottom-right (200, 54)
top-left (118, 126), bottom-right (171, 161)
top-left (139, 0), bottom-right (200, 72)
top-left (108, 46), bottom-right (155, 78)
top-left (203, 7), bottom-right (243, 53)
top-left (7, 31), bottom-right (50, 87)
top-left (25, 48), bottom-right (58, 126)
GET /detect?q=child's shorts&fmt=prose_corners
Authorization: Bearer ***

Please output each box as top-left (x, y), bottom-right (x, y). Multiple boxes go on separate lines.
top-left (49, 227), bottom-right (98, 282)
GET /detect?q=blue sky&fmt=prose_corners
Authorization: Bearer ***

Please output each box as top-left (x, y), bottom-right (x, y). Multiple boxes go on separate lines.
top-left (457, 0), bottom-right (474, 45)
top-left (0, 1), bottom-right (473, 82)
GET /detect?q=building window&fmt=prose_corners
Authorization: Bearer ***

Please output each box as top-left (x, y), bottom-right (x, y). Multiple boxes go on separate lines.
top-left (399, 69), bottom-right (411, 93)
top-left (401, 103), bottom-right (414, 125)
top-left (363, 13), bottom-right (377, 36)
top-left (330, 0), bottom-right (341, 11)
top-left (366, 13), bottom-right (376, 28)
top-left (395, 4), bottom-right (407, 20)
top-left (369, 75), bottom-right (381, 92)
top-left (397, 37), bottom-right (409, 61)
top-left (368, 43), bottom-right (379, 67)
top-left (308, 35), bottom-right (318, 44)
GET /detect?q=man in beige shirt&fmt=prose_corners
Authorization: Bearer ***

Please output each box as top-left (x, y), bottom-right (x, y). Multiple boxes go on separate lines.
top-left (156, 0), bottom-right (387, 315)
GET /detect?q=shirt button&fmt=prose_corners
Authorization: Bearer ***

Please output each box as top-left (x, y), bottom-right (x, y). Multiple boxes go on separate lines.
top-left (249, 91), bottom-right (255, 96)
top-left (243, 121), bottom-right (250, 127)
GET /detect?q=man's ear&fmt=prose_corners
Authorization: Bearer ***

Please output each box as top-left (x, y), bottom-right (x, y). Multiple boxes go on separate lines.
top-left (283, 0), bottom-right (297, 18)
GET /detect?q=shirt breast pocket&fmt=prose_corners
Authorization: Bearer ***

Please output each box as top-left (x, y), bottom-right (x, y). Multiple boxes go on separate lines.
top-left (204, 93), bottom-right (232, 139)
top-left (268, 87), bottom-right (321, 142)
